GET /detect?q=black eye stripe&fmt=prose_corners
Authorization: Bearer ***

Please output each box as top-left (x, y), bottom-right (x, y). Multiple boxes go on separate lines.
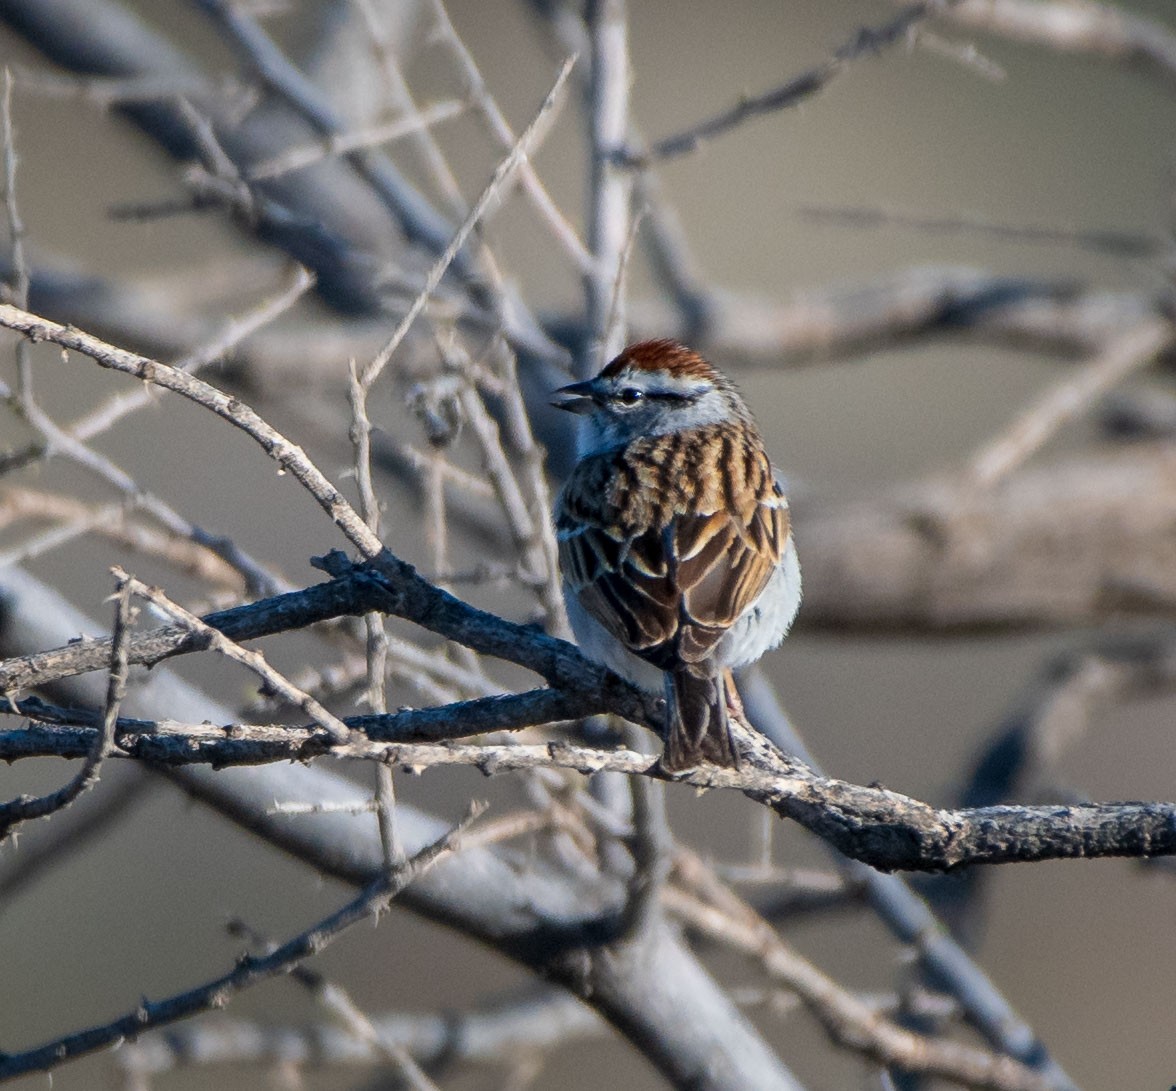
top-left (611, 388), bottom-right (692, 404)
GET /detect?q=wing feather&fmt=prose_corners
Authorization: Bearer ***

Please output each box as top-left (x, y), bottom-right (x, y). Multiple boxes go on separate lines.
top-left (557, 433), bottom-right (788, 672)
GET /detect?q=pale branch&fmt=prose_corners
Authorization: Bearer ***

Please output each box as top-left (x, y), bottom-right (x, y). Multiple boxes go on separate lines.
top-left (619, 0), bottom-right (960, 166)
top-left (620, 267), bottom-right (1162, 367)
top-left (0, 806), bottom-right (479, 1082)
top-left (937, 0), bottom-right (1176, 90)
top-left (117, 986), bottom-right (603, 1079)
top-left (966, 317), bottom-right (1173, 488)
top-left (799, 443), bottom-right (1176, 631)
top-left (583, 0), bottom-right (634, 372)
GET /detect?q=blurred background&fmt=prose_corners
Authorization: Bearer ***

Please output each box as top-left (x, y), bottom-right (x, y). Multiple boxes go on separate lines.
top-left (1, 1), bottom-right (1175, 1088)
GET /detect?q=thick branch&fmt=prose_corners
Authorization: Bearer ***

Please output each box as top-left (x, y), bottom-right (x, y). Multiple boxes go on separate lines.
top-left (6, 693), bottom-right (1176, 872)
top-left (799, 442), bottom-right (1176, 631)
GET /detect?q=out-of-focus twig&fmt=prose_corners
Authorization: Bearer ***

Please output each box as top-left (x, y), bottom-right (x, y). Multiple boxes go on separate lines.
top-left (116, 986), bottom-right (603, 1080)
top-left (967, 317), bottom-right (1173, 488)
top-left (581, 0), bottom-right (633, 374)
top-left (359, 54), bottom-right (577, 391)
top-left (668, 851), bottom-right (1055, 1091)
top-left (936, 0), bottom-right (1176, 91)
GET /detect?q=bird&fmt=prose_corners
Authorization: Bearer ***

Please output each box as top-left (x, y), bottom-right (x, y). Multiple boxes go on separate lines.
top-left (551, 339), bottom-right (800, 772)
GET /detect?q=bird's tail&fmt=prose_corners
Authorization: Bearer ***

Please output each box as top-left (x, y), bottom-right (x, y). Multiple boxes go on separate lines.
top-left (662, 668), bottom-right (740, 772)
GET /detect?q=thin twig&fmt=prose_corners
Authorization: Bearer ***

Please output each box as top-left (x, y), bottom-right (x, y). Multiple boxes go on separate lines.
top-left (352, 0), bottom-right (469, 221)
top-left (938, 0), bottom-right (1176, 91)
top-left (486, 340), bottom-right (570, 636)
top-left (800, 203), bottom-right (1163, 259)
top-left (348, 359), bottom-right (401, 863)
top-left (246, 100), bottom-right (467, 182)
top-left (360, 54), bottom-right (577, 390)
top-left (623, 0), bottom-right (958, 166)
top-left (427, 0), bottom-right (595, 275)
top-left (117, 568), bottom-right (352, 744)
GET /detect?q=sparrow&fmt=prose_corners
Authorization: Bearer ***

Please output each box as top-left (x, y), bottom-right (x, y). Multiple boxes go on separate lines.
top-left (552, 339), bottom-right (801, 772)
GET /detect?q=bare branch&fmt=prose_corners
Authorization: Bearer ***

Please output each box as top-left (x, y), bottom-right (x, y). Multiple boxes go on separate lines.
top-left (245, 99), bottom-right (467, 182)
top-left (622, 0), bottom-right (959, 166)
top-left (6, 691), bottom-right (1176, 873)
top-left (117, 985), bottom-right (602, 1079)
top-left (582, 0), bottom-right (633, 373)
top-left (939, 0), bottom-right (1176, 90)
top-left (0, 805), bottom-right (480, 1082)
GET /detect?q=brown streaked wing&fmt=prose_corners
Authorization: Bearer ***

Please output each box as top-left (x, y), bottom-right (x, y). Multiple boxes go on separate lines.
top-left (676, 491), bottom-right (787, 662)
top-left (560, 524), bottom-right (679, 654)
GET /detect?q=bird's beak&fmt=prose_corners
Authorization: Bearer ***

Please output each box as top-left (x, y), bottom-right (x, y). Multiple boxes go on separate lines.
top-left (550, 379), bottom-right (597, 415)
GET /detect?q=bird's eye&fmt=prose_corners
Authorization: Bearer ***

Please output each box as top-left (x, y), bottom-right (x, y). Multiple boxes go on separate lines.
top-left (616, 387), bottom-right (644, 406)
